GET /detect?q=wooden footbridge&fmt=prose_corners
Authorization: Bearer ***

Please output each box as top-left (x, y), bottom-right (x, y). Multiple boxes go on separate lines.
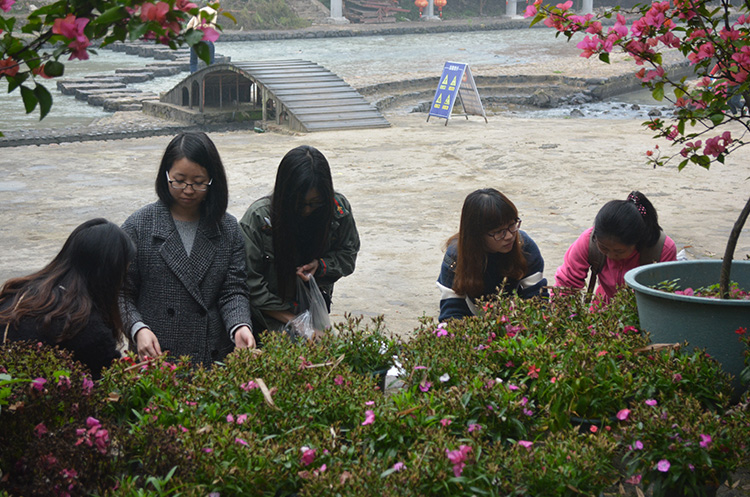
top-left (154, 60), bottom-right (390, 132)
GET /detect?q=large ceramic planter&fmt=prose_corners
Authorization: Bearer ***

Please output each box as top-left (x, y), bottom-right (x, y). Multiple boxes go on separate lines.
top-left (624, 260), bottom-right (750, 401)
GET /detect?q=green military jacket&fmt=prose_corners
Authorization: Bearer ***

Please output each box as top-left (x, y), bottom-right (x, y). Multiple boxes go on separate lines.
top-left (239, 192), bottom-right (360, 321)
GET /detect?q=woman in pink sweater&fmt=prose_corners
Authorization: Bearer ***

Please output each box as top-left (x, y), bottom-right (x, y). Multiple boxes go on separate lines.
top-left (555, 191), bottom-right (677, 301)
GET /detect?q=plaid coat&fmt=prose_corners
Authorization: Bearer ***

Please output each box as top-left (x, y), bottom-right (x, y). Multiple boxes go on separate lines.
top-left (120, 201), bottom-right (251, 366)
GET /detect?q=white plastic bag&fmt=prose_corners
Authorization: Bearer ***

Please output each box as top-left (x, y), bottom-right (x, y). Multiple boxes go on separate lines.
top-left (284, 275), bottom-right (331, 340)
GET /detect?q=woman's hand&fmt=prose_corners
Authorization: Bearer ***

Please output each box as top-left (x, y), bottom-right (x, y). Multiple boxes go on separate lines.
top-left (234, 326), bottom-right (256, 349)
top-left (135, 327), bottom-right (162, 361)
top-left (296, 259), bottom-right (320, 281)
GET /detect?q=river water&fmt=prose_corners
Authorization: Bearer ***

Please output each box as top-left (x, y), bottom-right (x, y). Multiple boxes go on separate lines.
top-left (0, 29), bottom-right (668, 132)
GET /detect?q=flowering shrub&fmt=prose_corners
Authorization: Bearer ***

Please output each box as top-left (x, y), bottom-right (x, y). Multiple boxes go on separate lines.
top-left (526, 0), bottom-right (750, 297)
top-left (0, 0), bottom-right (227, 134)
top-left (1, 291), bottom-right (748, 496)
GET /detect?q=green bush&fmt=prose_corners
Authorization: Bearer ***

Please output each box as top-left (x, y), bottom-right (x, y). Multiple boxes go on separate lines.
top-left (1, 290), bottom-right (748, 496)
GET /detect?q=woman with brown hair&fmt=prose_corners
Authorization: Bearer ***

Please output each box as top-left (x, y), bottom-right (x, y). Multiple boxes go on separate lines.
top-left (437, 188), bottom-right (547, 322)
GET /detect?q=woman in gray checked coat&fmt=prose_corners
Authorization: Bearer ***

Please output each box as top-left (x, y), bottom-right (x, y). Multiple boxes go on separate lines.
top-left (120, 132), bottom-right (255, 365)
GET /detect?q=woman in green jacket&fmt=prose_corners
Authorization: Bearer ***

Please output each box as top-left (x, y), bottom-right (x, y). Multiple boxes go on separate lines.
top-left (240, 145), bottom-right (360, 333)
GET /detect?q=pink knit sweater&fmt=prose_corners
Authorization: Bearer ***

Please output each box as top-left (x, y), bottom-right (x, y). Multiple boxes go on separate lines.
top-left (554, 227), bottom-right (677, 300)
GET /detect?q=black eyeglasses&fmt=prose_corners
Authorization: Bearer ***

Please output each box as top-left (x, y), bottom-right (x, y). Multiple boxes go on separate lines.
top-left (487, 219), bottom-right (522, 241)
top-left (166, 171), bottom-right (212, 192)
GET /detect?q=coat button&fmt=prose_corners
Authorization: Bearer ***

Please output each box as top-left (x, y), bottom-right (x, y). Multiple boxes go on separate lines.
top-left (198, 309), bottom-right (207, 317)
top-left (167, 308), bottom-right (175, 316)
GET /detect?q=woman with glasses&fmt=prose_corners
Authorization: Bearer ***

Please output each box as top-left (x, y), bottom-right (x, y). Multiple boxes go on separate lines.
top-left (555, 191), bottom-right (676, 302)
top-left (120, 132), bottom-right (255, 365)
top-left (240, 145), bottom-right (360, 334)
top-left (437, 188), bottom-right (548, 322)
top-left (0, 219), bottom-right (134, 380)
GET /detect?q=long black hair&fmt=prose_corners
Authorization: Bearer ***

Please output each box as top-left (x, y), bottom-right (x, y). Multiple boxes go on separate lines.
top-left (270, 145), bottom-right (335, 300)
top-left (593, 191), bottom-right (661, 250)
top-left (155, 131), bottom-right (229, 226)
top-left (0, 218), bottom-right (135, 344)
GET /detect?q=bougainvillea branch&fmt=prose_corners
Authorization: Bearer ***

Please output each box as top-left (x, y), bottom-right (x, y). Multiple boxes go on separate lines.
top-left (527, 0), bottom-right (750, 297)
top-left (0, 0), bottom-right (230, 131)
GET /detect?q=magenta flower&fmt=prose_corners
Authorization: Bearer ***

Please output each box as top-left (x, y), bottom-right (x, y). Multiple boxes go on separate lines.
top-left (365, 400), bottom-right (375, 406)
top-left (334, 375), bottom-right (344, 386)
top-left (672, 373), bottom-right (682, 382)
top-left (226, 414), bottom-right (235, 423)
top-left (32, 377), bottom-right (46, 391)
top-left (645, 399), bottom-right (657, 406)
top-left (34, 422), bottom-right (48, 438)
top-left (625, 474), bottom-right (642, 485)
top-left (440, 418), bottom-right (452, 427)
top-left (301, 447), bottom-right (316, 466)
top-left (82, 376), bottom-right (94, 395)
top-left (632, 440), bottom-right (644, 450)
top-left (235, 437), bottom-right (248, 446)
top-left (57, 376), bottom-right (71, 390)
top-left (616, 409), bottom-right (630, 421)
top-left (699, 434), bottom-right (712, 448)
top-left (240, 380), bottom-right (259, 391)
top-left (202, 448), bottom-right (213, 453)
top-left (236, 414), bottom-right (248, 425)
top-left (392, 461), bottom-right (405, 472)
top-left (467, 423), bottom-right (482, 432)
top-left (445, 445), bottom-right (472, 477)
top-left (657, 459), bottom-right (671, 472)
top-left (362, 410), bottom-right (375, 426)
top-left (518, 440), bottom-right (533, 450)
top-left (508, 384), bottom-right (519, 391)
top-left (0, 0), bottom-right (15, 13)
top-left (419, 381), bottom-right (432, 392)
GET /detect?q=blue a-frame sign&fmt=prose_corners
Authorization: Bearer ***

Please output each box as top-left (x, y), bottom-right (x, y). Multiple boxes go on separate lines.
top-left (427, 61), bottom-right (488, 125)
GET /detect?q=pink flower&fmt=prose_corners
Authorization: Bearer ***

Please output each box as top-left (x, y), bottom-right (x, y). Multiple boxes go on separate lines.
top-left (235, 437), bottom-right (248, 446)
top-left (518, 440), bottom-right (533, 450)
top-left (334, 375), bottom-right (344, 386)
top-left (524, 5), bottom-right (537, 17)
top-left (202, 447), bottom-right (213, 453)
top-left (32, 377), bottom-right (46, 391)
top-left (467, 423), bottom-right (482, 432)
top-left (362, 410), bottom-right (375, 426)
top-left (226, 414), bottom-right (235, 423)
top-left (392, 461), bottom-right (405, 472)
top-left (527, 365), bottom-right (540, 379)
top-left (236, 414), bottom-right (248, 425)
top-left (141, 1), bottom-right (171, 23)
top-left (301, 447), bottom-right (316, 466)
top-left (508, 383), bottom-right (519, 391)
top-left (34, 422), bottom-right (48, 438)
top-left (440, 418), bottom-right (452, 427)
top-left (445, 445), bottom-right (472, 477)
top-left (616, 409), bottom-right (631, 421)
top-left (632, 440), bottom-right (644, 450)
top-left (597, 350), bottom-right (608, 357)
top-left (645, 399), bottom-right (657, 406)
top-left (241, 380), bottom-right (259, 390)
top-left (699, 434), bottom-right (712, 448)
top-left (590, 425), bottom-right (598, 433)
top-left (365, 400), bottom-right (375, 406)
top-left (0, 0), bottom-right (15, 12)
top-left (82, 376), bottom-right (94, 395)
top-left (657, 459), bottom-right (671, 472)
top-left (672, 373), bottom-right (682, 382)
top-left (419, 381), bottom-right (432, 392)
top-left (625, 474), bottom-right (642, 484)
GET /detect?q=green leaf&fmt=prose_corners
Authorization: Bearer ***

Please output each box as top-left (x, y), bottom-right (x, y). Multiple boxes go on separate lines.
top-left (194, 41), bottom-right (210, 66)
top-left (221, 11), bottom-right (237, 24)
top-left (186, 29), bottom-right (205, 45)
top-left (34, 84), bottom-right (53, 120)
top-left (128, 24), bottom-right (150, 41)
top-left (91, 6), bottom-right (129, 25)
top-left (598, 52), bottom-right (610, 64)
top-left (43, 61), bottom-right (65, 78)
top-left (7, 72), bottom-right (28, 94)
top-left (20, 85), bottom-right (38, 114)
top-left (709, 113), bottom-right (725, 125)
top-left (651, 85), bottom-right (664, 101)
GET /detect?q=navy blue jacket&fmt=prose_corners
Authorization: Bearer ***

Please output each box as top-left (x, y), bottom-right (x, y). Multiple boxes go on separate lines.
top-left (437, 231), bottom-right (547, 322)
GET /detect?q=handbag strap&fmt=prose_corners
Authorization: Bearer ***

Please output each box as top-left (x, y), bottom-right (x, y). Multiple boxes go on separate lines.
top-left (2, 293), bottom-right (25, 345)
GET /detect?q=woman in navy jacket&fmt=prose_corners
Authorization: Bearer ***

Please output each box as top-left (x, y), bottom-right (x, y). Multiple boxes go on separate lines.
top-left (437, 188), bottom-right (547, 322)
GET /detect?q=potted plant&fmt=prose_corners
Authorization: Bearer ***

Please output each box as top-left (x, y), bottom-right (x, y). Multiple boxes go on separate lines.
top-left (526, 0), bottom-right (750, 400)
